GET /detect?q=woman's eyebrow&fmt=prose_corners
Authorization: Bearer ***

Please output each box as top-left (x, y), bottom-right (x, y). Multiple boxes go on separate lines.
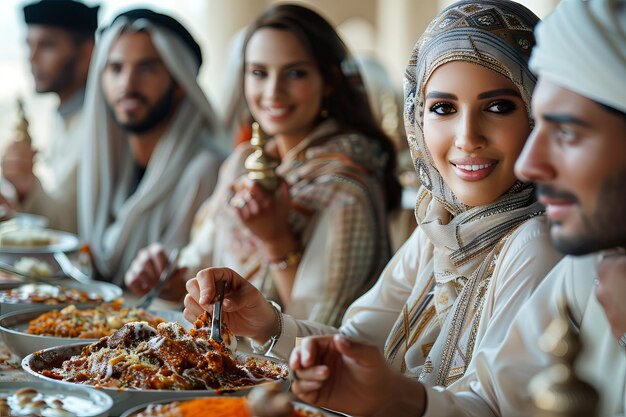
top-left (477, 88), bottom-right (520, 99)
top-left (425, 91), bottom-right (457, 100)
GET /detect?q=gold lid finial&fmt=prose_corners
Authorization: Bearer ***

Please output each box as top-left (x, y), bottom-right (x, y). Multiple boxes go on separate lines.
top-left (528, 299), bottom-right (599, 417)
top-left (15, 98), bottom-right (32, 146)
top-left (244, 122), bottom-right (279, 192)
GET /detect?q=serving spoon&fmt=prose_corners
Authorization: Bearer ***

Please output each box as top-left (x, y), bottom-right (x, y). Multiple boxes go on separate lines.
top-left (210, 281), bottom-right (227, 344)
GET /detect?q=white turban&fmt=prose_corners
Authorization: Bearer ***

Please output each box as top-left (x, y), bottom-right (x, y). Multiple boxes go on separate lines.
top-left (78, 17), bottom-right (227, 283)
top-left (529, 0), bottom-right (626, 113)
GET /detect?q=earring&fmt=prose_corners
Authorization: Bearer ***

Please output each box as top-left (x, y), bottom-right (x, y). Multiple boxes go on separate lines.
top-left (320, 108), bottom-right (329, 118)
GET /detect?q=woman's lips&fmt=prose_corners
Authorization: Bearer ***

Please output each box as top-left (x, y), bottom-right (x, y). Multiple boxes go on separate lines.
top-left (263, 105), bottom-right (292, 122)
top-left (450, 160), bottom-right (498, 181)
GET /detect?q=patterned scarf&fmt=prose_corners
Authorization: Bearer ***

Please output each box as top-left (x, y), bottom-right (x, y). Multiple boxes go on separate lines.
top-left (384, 0), bottom-right (544, 387)
top-left (203, 119), bottom-right (390, 323)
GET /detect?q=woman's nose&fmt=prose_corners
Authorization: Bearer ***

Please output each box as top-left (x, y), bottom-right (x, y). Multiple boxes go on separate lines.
top-left (454, 113), bottom-right (486, 152)
top-left (263, 74), bottom-right (283, 99)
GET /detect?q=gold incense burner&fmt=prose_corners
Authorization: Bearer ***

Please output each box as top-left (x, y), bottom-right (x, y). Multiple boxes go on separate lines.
top-left (244, 122), bottom-right (279, 192)
top-left (15, 98), bottom-right (32, 146)
top-left (528, 299), bottom-right (599, 417)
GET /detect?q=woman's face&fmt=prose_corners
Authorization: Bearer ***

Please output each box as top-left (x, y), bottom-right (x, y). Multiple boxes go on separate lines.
top-left (244, 28), bottom-right (325, 145)
top-left (422, 61), bottom-right (531, 207)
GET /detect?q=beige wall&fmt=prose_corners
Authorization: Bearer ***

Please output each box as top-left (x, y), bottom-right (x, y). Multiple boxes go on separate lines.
top-left (193, 0), bottom-right (561, 106)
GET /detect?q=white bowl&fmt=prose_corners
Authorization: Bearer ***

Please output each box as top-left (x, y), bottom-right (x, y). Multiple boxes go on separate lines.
top-left (22, 342), bottom-right (290, 416)
top-left (0, 380), bottom-right (113, 417)
top-left (0, 280), bottom-right (122, 315)
top-left (0, 307), bottom-right (188, 359)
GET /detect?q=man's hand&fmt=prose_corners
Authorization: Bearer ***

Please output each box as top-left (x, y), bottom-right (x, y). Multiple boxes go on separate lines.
top-left (290, 335), bottom-right (426, 417)
top-left (596, 251), bottom-right (626, 340)
top-left (1, 140), bottom-right (37, 201)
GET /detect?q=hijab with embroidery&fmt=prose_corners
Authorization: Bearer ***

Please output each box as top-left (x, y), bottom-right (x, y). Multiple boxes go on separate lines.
top-left (384, 0), bottom-right (544, 387)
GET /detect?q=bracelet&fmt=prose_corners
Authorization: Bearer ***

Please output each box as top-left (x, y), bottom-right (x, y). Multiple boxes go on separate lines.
top-left (251, 300), bottom-right (283, 355)
top-left (268, 250), bottom-right (302, 271)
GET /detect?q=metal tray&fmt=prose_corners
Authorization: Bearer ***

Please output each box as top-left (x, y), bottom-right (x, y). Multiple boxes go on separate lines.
top-left (119, 396), bottom-right (338, 417)
top-left (22, 342), bottom-right (290, 416)
top-left (0, 280), bottom-right (122, 315)
top-left (0, 380), bottom-right (113, 417)
top-left (0, 307), bottom-right (187, 359)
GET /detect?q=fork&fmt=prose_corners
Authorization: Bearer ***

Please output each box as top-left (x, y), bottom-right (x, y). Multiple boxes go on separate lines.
top-left (53, 252), bottom-right (90, 284)
top-left (209, 281), bottom-right (227, 344)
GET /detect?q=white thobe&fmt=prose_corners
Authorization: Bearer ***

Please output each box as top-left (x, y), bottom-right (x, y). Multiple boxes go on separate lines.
top-left (424, 255), bottom-right (626, 417)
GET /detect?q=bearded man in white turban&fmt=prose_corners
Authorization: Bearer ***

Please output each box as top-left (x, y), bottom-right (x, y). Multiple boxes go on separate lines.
top-left (287, 1), bottom-right (626, 416)
top-left (82, 9), bottom-right (230, 284)
top-left (17, 9), bottom-right (227, 284)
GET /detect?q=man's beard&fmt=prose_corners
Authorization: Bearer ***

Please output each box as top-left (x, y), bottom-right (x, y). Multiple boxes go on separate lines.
top-left (35, 54), bottom-right (78, 94)
top-left (542, 167), bottom-right (626, 255)
top-left (108, 82), bottom-right (176, 134)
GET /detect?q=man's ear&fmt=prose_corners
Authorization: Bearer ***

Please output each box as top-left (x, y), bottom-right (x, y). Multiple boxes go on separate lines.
top-left (174, 83), bottom-right (186, 100)
top-left (77, 40), bottom-right (95, 76)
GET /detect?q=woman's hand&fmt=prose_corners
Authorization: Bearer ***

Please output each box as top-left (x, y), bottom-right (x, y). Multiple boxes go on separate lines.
top-left (184, 267), bottom-right (278, 341)
top-left (596, 251), bottom-right (626, 340)
top-left (230, 178), bottom-right (294, 249)
top-left (289, 335), bottom-right (426, 417)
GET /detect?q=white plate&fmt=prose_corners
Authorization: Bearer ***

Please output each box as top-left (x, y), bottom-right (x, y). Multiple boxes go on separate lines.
top-left (0, 381), bottom-right (113, 417)
top-left (0, 228), bottom-right (80, 254)
top-left (0, 280), bottom-right (122, 315)
top-left (22, 342), bottom-right (290, 416)
top-left (119, 397), bottom-right (338, 417)
top-left (0, 213), bottom-right (48, 229)
top-left (0, 307), bottom-right (187, 359)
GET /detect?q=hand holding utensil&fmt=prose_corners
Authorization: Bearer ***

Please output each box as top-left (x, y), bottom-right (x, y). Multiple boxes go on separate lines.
top-left (136, 248), bottom-right (180, 310)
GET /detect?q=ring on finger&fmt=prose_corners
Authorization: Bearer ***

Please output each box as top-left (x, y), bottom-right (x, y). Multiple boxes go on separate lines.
top-left (229, 194), bottom-right (252, 209)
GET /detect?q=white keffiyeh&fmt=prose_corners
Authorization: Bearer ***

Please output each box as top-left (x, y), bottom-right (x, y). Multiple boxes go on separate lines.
top-left (530, 0), bottom-right (626, 113)
top-left (78, 17), bottom-right (227, 283)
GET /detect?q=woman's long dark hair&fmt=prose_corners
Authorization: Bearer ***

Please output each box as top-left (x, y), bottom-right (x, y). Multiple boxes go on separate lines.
top-left (242, 3), bottom-right (401, 212)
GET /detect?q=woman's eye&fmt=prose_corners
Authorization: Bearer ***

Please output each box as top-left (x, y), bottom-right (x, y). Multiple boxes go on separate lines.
top-left (429, 102), bottom-right (456, 115)
top-left (249, 69), bottom-right (266, 78)
top-left (286, 69), bottom-right (307, 79)
top-left (486, 100), bottom-right (516, 114)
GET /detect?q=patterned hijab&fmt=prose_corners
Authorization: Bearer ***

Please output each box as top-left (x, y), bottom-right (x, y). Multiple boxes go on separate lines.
top-left (390, 0), bottom-right (544, 386)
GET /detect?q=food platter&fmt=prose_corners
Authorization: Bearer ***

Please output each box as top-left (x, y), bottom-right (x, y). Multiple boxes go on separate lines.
top-left (0, 280), bottom-right (122, 314)
top-left (0, 307), bottom-right (187, 359)
top-left (22, 342), bottom-right (290, 416)
top-left (119, 396), bottom-right (338, 417)
top-left (0, 228), bottom-right (80, 254)
top-left (0, 381), bottom-right (113, 417)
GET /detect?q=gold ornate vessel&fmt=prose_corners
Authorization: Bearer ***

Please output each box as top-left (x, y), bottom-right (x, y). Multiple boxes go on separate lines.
top-left (14, 98), bottom-right (32, 146)
top-left (244, 122), bottom-right (279, 192)
top-left (528, 299), bottom-right (599, 417)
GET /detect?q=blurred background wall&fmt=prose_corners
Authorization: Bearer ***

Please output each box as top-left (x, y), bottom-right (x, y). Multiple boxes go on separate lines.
top-left (0, 0), bottom-right (560, 153)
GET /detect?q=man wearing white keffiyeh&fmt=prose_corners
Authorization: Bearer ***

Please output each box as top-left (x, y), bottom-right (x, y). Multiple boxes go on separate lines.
top-left (21, 9), bottom-right (227, 285)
